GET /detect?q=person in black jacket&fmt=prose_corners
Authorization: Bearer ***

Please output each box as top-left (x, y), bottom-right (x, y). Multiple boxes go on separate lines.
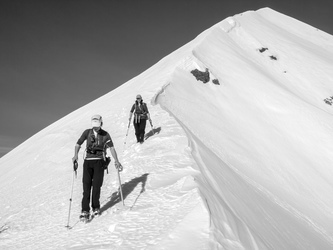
top-left (129, 94), bottom-right (151, 143)
top-left (72, 114), bottom-right (122, 221)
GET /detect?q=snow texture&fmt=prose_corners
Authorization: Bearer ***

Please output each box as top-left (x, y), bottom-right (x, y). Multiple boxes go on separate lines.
top-left (1, 7), bottom-right (333, 250)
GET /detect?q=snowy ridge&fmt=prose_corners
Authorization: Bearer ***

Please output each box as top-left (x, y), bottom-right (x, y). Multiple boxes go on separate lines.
top-left (1, 7), bottom-right (333, 249)
top-left (154, 8), bottom-right (333, 249)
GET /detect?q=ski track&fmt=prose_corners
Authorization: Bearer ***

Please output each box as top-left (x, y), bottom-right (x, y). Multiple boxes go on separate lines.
top-left (0, 107), bottom-right (209, 250)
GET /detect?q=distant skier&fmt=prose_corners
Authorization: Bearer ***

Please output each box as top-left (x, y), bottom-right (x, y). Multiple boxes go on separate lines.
top-left (72, 114), bottom-right (122, 221)
top-left (129, 94), bottom-right (151, 143)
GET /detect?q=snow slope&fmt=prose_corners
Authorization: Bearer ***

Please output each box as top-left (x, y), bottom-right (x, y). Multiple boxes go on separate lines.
top-left (1, 7), bottom-right (333, 249)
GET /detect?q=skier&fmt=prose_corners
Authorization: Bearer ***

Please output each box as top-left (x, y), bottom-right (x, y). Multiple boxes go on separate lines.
top-left (72, 114), bottom-right (122, 221)
top-left (129, 94), bottom-right (151, 143)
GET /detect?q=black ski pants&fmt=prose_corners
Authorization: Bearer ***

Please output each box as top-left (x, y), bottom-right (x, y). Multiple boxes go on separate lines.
top-left (133, 119), bottom-right (146, 142)
top-left (82, 159), bottom-right (105, 212)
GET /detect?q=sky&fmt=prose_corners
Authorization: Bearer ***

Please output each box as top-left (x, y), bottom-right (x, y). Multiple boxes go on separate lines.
top-left (1, 0), bottom-right (333, 158)
top-left (1, 7), bottom-right (333, 248)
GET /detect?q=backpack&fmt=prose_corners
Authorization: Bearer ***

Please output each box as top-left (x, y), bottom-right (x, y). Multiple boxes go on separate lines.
top-left (134, 102), bottom-right (148, 121)
top-left (86, 129), bottom-right (110, 173)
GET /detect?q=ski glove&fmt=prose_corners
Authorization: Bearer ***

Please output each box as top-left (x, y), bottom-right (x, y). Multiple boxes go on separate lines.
top-left (73, 160), bottom-right (78, 171)
top-left (115, 163), bottom-right (123, 172)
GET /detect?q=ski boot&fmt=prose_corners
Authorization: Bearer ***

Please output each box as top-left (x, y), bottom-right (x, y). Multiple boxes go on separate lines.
top-left (79, 211), bottom-right (90, 222)
top-left (92, 208), bottom-right (101, 218)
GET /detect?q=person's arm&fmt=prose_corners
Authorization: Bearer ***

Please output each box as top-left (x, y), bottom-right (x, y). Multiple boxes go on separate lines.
top-left (145, 103), bottom-right (151, 121)
top-left (72, 129), bottom-right (88, 163)
top-left (109, 146), bottom-right (121, 169)
top-left (72, 144), bottom-right (81, 162)
top-left (129, 104), bottom-right (135, 122)
top-left (129, 112), bottom-right (133, 122)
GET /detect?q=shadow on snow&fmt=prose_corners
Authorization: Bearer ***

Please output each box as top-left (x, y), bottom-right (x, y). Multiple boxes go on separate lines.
top-left (100, 173), bottom-right (149, 213)
top-left (0, 224), bottom-right (9, 234)
top-left (144, 127), bottom-right (161, 141)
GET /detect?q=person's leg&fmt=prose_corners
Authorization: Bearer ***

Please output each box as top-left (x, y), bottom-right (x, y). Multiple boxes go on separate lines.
top-left (139, 119), bottom-right (147, 142)
top-left (91, 160), bottom-right (105, 211)
top-left (133, 121), bottom-right (140, 142)
top-left (82, 160), bottom-right (93, 212)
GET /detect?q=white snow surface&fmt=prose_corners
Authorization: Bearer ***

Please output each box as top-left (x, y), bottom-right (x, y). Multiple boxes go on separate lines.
top-left (1, 7), bottom-right (333, 249)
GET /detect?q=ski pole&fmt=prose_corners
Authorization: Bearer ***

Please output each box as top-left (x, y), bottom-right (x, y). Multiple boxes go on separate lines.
top-left (124, 120), bottom-right (131, 147)
top-left (117, 166), bottom-right (125, 206)
top-left (149, 119), bottom-right (154, 134)
top-left (66, 162), bottom-right (77, 228)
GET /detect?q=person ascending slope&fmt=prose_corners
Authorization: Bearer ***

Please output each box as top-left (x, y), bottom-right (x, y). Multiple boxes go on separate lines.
top-left (129, 94), bottom-right (151, 143)
top-left (72, 114), bottom-right (122, 221)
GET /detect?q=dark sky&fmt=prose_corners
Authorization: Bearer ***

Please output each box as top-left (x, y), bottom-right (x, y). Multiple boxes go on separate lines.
top-left (1, 0), bottom-right (332, 157)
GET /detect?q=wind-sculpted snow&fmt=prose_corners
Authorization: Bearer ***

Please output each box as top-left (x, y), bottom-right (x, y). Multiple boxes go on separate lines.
top-left (1, 7), bottom-right (333, 250)
top-left (153, 8), bottom-right (333, 249)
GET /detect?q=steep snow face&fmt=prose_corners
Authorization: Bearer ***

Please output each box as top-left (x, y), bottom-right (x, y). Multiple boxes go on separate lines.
top-left (154, 7), bottom-right (333, 249)
top-left (1, 7), bottom-right (333, 250)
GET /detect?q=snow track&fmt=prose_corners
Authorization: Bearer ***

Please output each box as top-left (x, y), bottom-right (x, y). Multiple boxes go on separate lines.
top-left (0, 106), bottom-right (209, 250)
top-left (2, 7), bottom-right (333, 249)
